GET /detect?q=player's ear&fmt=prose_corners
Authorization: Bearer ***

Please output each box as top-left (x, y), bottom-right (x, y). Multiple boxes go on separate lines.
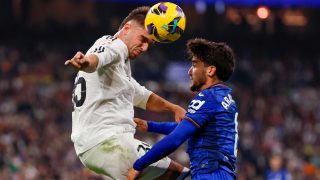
top-left (121, 22), bottom-right (132, 35)
top-left (207, 65), bottom-right (216, 77)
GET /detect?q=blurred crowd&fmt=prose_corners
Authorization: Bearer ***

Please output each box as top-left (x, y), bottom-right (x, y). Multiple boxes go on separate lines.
top-left (1, 1), bottom-right (320, 180)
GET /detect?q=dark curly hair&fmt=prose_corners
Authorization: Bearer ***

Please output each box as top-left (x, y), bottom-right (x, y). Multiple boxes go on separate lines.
top-left (119, 6), bottom-right (150, 30)
top-left (187, 38), bottom-right (235, 81)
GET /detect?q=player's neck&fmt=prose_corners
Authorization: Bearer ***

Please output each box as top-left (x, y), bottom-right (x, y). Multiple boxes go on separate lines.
top-left (200, 78), bottom-right (222, 91)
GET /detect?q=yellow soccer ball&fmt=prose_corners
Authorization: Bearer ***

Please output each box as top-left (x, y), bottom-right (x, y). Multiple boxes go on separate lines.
top-left (145, 2), bottom-right (186, 43)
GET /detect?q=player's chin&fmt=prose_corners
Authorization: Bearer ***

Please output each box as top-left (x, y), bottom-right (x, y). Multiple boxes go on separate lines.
top-left (129, 53), bottom-right (140, 59)
top-left (129, 54), bottom-right (137, 59)
top-left (190, 84), bottom-right (199, 92)
top-left (190, 81), bottom-right (203, 91)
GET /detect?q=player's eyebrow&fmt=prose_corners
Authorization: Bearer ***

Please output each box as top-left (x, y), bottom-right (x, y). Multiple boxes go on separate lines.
top-left (191, 59), bottom-right (199, 63)
top-left (141, 35), bottom-right (155, 46)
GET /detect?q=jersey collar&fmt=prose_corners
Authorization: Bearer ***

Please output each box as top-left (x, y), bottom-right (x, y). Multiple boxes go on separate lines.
top-left (208, 82), bottom-right (228, 89)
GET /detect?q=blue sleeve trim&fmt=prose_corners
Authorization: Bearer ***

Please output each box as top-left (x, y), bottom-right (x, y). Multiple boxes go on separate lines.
top-left (133, 119), bottom-right (198, 171)
top-left (184, 116), bottom-right (201, 128)
top-left (148, 121), bottom-right (178, 135)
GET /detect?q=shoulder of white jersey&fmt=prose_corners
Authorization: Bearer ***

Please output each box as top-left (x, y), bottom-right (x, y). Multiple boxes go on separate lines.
top-left (93, 35), bottom-right (117, 47)
top-left (86, 35), bottom-right (128, 63)
top-left (103, 35), bottom-right (117, 41)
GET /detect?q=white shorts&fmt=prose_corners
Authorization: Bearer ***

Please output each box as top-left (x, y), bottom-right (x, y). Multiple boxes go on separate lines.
top-left (79, 132), bottom-right (171, 180)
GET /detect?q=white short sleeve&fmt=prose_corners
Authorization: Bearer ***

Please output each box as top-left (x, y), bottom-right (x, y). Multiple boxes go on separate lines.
top-left (86, 36), bottom-right (128, 69)
top-left (132, 78), bottom-right (152, 109)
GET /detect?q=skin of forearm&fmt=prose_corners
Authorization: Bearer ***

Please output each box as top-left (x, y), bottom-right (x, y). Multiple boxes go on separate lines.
top-left (83, 54), bottom-right (99, 73)
top-left (146, 93), bottom-right (177, 113)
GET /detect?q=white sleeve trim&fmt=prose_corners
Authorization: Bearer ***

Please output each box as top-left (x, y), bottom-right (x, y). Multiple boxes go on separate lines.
top-left (132, 78), bottom-right (153, 110)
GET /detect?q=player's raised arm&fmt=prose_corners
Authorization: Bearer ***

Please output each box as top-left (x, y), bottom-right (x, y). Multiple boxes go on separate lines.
top-left (64, 51), bottom-right (99, 73)
top-left (146, 93), bottom-right (186, 123)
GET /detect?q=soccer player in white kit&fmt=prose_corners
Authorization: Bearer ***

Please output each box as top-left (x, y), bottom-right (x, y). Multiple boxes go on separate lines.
top-left (65, 6), bottom-right (190, 180)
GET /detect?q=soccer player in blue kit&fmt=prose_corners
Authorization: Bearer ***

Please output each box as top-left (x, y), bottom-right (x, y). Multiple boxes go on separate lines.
top-left (127, 38), bottom-right (238, 180)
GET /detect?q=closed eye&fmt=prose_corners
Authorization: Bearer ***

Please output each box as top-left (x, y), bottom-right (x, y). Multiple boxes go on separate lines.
top-left (141, 35), bottom-right (154, 46)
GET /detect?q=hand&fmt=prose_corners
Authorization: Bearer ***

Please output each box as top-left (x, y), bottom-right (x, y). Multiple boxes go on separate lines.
top-left (173, 105), bottom-right (186, 123)
top-left (134, 118), bottom-right (148, 132)
top-left (126, 168), bottom-right (140, 180)
top-left (64, 51), bottom-right (90, 71)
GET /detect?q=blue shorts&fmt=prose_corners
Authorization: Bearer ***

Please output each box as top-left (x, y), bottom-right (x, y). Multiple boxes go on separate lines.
top-left (192, 169), bottom-right (235, 180)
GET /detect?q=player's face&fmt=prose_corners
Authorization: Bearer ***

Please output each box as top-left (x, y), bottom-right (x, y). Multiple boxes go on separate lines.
top-left (188, 57), bottom-right (207, 92)
top-left (123, 22), bottom-right (154, 59)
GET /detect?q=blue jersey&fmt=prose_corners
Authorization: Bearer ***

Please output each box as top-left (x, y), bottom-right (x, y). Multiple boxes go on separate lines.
top-left (185, 83), bottom-right (238, 177)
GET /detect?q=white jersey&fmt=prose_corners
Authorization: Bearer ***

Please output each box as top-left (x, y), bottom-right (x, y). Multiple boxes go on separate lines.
top-left (71, 35), bottom-right (152, 155)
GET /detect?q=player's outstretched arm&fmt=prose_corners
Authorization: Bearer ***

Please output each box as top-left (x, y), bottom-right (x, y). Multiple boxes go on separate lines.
top-left (146, 93), bottom-right (186, 123)
top-left (134, 118), bottom-right (178, 135)
top-left (64, 51), bottom-right (99, 73)
top-left (127, 119), bottom-right (198, 179)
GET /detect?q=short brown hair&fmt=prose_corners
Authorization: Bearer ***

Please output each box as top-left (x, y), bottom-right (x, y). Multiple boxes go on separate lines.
top-left (187, 38), bottom-right (235, 81)
top-left (119, 6), bottom-right (150, 30)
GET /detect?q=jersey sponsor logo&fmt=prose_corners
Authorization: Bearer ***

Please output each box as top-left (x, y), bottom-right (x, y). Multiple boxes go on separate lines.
top-left (188, 99), bottom-right (205, 113)
top-left (221, 94), bottom-right (234, 110)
